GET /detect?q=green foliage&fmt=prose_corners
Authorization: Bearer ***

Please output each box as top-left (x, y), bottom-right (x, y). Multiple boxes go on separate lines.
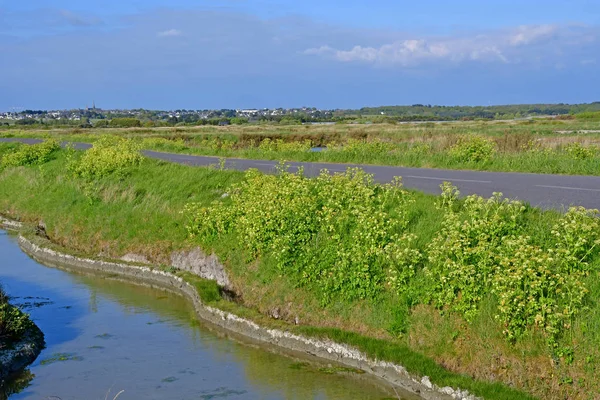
top-left (353, 103), bottom-right (600, 120)
top-left (230, 117), bottom-right (249, 125)
top-left (449, 135), bottom-right (496, 162)
top-left (575, 111), bottom-right (600, 120)
top-left (109, 118), bottom-right (142, 128)
top-left (564, 142), bottom-right (598, 160)
top-left (424, 184), bottom-right (600, 346)
top-left (15, 118), bottom-right (39, 126)
top-left (141, 137), bottom-right (188, 152)
top-left (182, 273), bottom-right (223, 303)
top-left (329, 139), bottom-right (394, 157)
top-left (425, 186), bottom-right (526, 320)
top-left (2, 139), bottom-right (599, 397)
top-left (407, 142), bottom-right (433, 156)
top-left (493, 206), bottom-right (599, 345)
top-left (257, 138), bottom-right (312, 153)
top-left (0, 139), bottom-right (60, 168)
top-left (186, 166), bottom-right (600, 350)
top-left (69, 136), bottom-right (143, 180)
top-left (279, 116), bottom-right (303, 125)
top-left (93, 119), bottom-right (109, 128)
top-left (0, 304), bottom-right (34, 342)
top-left (0, 286), bottom-right (35, 344)
top-left (185, 167), bottom-right (419, 303)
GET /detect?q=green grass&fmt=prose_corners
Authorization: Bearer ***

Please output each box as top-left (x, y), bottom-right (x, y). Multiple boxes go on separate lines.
top-left (153, 142), bottom-right (599, 176)
top-left (0, 143), bottom-right (243, 261)
top-left (2, 142), bottom-right (600, 399)
top-left (296, 326), bottom-right (537, 400)
top-left (2, 118), bottom-right (600, 175)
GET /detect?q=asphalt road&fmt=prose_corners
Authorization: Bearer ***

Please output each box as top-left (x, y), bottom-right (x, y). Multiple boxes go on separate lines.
top-left (2, 138), bottom-right (600, 210)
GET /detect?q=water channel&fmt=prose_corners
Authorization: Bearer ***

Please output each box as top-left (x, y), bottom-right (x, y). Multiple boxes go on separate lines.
top-left (0, 231), bottom-right (415, 400)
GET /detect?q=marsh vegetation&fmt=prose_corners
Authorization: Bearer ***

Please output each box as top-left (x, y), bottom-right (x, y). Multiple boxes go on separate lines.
top-left (4, 116), bottom-right (600, 175)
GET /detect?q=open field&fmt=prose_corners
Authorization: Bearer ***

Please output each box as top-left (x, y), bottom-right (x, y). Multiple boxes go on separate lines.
top-left (2, 117), bottom-right (600, 175)
top-left (1, 139), bottom-right (600, 399)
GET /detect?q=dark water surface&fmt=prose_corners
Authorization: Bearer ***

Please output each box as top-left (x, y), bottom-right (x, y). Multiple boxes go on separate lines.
top-left (0, 231), bottom-right (412, 400)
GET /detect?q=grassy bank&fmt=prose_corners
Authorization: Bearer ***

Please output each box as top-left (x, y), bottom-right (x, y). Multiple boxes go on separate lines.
top-left (1, 140), bottom-right (599, 399)
top-left (2, 118), bottom-right (600, 175)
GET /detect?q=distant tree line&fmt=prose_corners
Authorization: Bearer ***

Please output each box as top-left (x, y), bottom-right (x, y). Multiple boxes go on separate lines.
top-left (3, 102), bottom-right (600, 130)
top-left (341, 102), bottom-right (600, 120)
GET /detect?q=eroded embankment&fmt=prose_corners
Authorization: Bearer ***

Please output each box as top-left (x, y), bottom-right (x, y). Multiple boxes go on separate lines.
top-left (0, 219), bottom-right (45, 387)
top-left (0, 217), bottom-right (481, 400)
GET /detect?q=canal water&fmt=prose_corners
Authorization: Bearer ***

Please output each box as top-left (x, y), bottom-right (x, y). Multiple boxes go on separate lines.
top-left (0, 231), bottom-right (412, 400)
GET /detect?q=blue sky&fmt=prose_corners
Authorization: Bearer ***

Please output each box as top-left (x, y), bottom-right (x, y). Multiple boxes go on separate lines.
top-left (1, 0), bottom-right (599, 110)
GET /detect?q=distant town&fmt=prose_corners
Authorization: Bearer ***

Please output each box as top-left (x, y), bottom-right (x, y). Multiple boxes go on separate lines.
top-left (1, 102), bottom-right (599, 127)
top-left (0, 106), bottom-right (333, 126)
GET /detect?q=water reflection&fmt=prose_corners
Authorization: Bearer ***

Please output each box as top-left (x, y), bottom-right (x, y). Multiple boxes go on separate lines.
top-left (0, 232), bottom-right (412, 399)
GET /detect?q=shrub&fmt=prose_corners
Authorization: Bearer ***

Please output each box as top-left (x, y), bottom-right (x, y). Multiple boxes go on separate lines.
top-left (425, 185), bottom-right (526, 320)
top-left (108, 118), bottom-right (142, 128)
top-left (185, 167), bottom-right (419, 304)
top-left (449, 135), bottom-right (496, 162)
top-left (230, 117), bottom-right (249, 125)
top-left (70, 136), bottom-right (143, 180)
top-left (407, 142), bottom-right (432, 156)
top-left (564, 142), bottom-right (597, 160)
top-left (424, 183), bottom-right (600, 346)
top-left (93, 120), bottom-right (109, 128)
top-left (1, 139), bottom-right (60, 168)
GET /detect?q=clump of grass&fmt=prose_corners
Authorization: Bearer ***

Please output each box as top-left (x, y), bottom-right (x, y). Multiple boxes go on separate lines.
top-left (0, 285), bottom-right (36, 346)
top-left (448, 135), bottom-right (496, 163)
top-left (177, 272), bottom-right (222, 304)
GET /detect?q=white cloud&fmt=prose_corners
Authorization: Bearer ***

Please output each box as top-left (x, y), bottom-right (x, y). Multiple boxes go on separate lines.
top-left (157, 29), bottom-right (182, 37)
top-left (305, 37), bottom-right (507, 66)
top-left (303, 24), bottom-right (596, 67)
top-left (509, 24), bottom-right (557, 46)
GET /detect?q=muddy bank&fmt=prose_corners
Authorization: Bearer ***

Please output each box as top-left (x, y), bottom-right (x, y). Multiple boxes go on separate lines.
top-left (3, 217), bottom-right (479, 400)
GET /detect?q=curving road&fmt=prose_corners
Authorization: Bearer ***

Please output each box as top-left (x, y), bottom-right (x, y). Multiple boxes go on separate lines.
top-left (2, 138), bottom-right (600, 210)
